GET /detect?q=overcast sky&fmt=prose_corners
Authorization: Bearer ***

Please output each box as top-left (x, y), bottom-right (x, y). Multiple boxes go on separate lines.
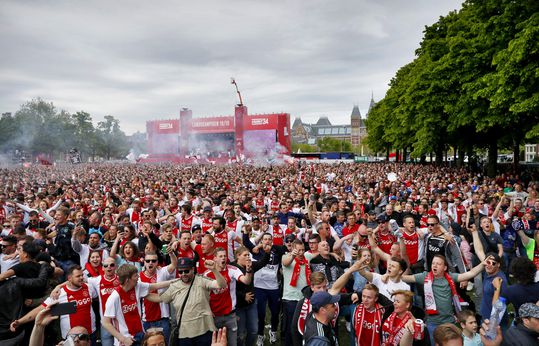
top-left (1, 0), bottom-right (463, 134)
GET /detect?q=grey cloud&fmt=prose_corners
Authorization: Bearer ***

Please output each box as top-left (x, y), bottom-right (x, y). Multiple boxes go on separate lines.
top-left (0, 0), bottom-right (462, 134)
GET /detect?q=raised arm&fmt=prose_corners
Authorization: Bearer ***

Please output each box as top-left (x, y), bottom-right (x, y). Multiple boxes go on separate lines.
top-left (470, 225), bottom-right (486, 261)
top-left (457, 260), bottom-right (485, 282)
top-left (333, 233), bottom-right (354, 251)
top-left (203, 260), bottom-right (226, 290)
top-left (166, 248), bottom-right (178, 274)
top-left (109, 233), bottom-right (121, 258)
top-left (329, 260), bottom-right (362, 295)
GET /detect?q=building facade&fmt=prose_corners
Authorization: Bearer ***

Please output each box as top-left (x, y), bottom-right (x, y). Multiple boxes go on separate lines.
top-left (292, 96), bottom-right (374, 146)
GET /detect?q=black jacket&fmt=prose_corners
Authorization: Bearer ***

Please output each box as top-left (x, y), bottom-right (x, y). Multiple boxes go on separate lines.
top-left (0, 262), bottom-right (52, 340)
top-left (231, 252), bottom-right (270, 309)
top-left (501, 323), bottom-right (539, 346)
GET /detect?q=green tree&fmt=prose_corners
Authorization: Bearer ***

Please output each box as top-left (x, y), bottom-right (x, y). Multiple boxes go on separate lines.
top-left (96, 115), bottom-right (130, 160)
top-left (317, 137), bottom-right (352, 152)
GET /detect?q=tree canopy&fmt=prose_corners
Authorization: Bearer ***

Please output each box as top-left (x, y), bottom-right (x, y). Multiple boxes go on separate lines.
top-left (0, 98), bottom-right (130, 162)
top-left (366, 0), bottom-right (539, 175)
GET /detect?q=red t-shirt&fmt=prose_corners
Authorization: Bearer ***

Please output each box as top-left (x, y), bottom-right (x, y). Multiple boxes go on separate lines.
top-left (342, 224), bottom-right (359, 237)
top-left (180, 215), bottom-right (195, 232)
top-left (201, 217), bottom-right (213, 233)
top-left (402, 231), bottom-right (420, 264)
top-left (139, 271), bottom-right (161, 322)
top-left (272, 225), bottom-right (284, 246)
top-left (357, 308), bottom-right (379, 346)
top-left (377, 232), bottom-right (396, 256)
top-left (43, 284), bottom-right (96, 338)
top-left (213, 230), bottom-right (230, 259)
top-left (194, 244), bottom-right (214, 274)
top-left (116, 286), bottom-right (143, 335)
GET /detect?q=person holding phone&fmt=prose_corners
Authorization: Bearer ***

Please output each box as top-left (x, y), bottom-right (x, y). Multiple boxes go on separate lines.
top-left (11, 264), bottom-right (98, 341)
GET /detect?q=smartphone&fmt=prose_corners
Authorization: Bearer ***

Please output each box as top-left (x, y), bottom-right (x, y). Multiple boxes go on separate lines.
top-left (50, 302), bottom-right (77, 316)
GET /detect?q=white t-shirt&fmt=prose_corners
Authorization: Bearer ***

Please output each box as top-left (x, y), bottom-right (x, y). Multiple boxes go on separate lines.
top-left (104, 282), bottom-right (150, 344)
top-left (0, 253), bottom-right (19, 273)
top-left (371, 273), bottom-right (410, 300)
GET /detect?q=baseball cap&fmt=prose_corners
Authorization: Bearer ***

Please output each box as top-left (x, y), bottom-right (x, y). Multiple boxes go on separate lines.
top-left (376, 214), bottom-right (389, 223)
top-left (519, 303), bottom-right (539, 319)
top-left (192, 224), bottom-right (202, 232)
top-left (389, 196), bottom-right (397, 201)
top-left (310, 291), bottom-right (340, 309)
top-left (177, 257), bottom-right (194, 269)
top-left (203, 206), bottom-right (212, 212)
top-left (284, 234), bottom-right (296, 243)
top-left (251, 216), bottom-right (260, 222)
top-left (368, 210), bottom-right (376, 216)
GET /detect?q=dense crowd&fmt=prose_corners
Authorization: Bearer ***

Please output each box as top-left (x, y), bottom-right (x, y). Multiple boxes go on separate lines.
top-left (0, 162), bottom-right (538, 346)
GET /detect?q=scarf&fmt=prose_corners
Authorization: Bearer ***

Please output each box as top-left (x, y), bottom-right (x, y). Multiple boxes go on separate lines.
top-left (290, 256), bottom-right (311, 287)
top-left (85, 262), bottom-right (104, 278)
top-left (354, 303), bottom-right (382, 346)
top-left (382, 311), bottom-right (412, 346)
top-left (424, 271), bottom-right (461, 315)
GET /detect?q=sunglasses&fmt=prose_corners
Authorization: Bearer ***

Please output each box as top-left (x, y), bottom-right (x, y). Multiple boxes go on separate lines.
top-left (67, 333), bottom-right (90, 341)
top-left (427, 223), bottom-right (438, 227)
top-left (178, 269), bottom-right (191, 274)
top-left (103, 263), bottom-right (116, 268)
top-left (145, 259), bottom-right (158, 263)
top-left (378, 221), bottom-right (387, 224)
top-left (486, 260), bottom-right (498, 266)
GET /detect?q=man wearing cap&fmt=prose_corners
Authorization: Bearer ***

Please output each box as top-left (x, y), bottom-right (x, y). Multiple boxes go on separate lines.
top-left (71, 226), bottom-right (109, 269)
top-left (201, 205), bottom-right (214, 232)
top-left (0, 235), bottom-right (19, 273)
top-left (146, 257), bottom-right (227, 345)
top-left (303, 291), bottom-right (340, 346)
top-left (501, 303), bottom-right (539, 345)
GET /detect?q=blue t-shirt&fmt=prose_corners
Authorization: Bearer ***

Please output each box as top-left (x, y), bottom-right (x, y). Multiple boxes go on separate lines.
top-left (501, 282), bottom-right (539, 317)
top-left (481, 271), bottom-right (508, 320)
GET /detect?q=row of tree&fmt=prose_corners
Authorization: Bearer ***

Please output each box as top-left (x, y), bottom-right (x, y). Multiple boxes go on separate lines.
top-left (0, 98), bottom-right (131, 161)
top-left (365, 0), bottom-right (539, 176)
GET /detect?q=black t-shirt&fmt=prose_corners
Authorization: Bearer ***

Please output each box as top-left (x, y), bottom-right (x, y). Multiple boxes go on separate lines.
top-left (425, 235), bottom-right (447, 271)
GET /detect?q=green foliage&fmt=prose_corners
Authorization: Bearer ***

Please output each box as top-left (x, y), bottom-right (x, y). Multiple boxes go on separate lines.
top-left (0, 98), bottom-right (131, 161)
top-left (291, 143), bottom-right (317, 153)
top-left (317, 137), bottom-right (352, 152)
top-left (365, 0), bottom-right (539, 175)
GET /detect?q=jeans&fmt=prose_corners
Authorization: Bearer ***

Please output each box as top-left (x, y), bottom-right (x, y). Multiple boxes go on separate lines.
top-left (214, 312), bottom-right (238, 346)
top-left (143, 318), bottom-right (171, 345)
top-left (177, 331), bottom-right (212, 346)
top-left (237, 303), bottom-right (258, 346)
top-left (281, 300), bottom-right (299, 345)
top-left (100, 324), bottom-right (114, 346)
top-left (426, 321), bottom-right (437, 346)
top-left (255, 287), bottom-right (280, 335)
top-left (0, 331), bottom-right (25, 346)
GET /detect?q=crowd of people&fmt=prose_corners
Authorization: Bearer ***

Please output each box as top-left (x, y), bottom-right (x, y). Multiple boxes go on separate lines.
top-left (0, 161), bottom-right (538, 346)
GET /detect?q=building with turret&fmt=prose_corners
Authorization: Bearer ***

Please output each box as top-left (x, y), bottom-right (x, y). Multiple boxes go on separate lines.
top-left (292, 96), bottom-right (374, 146)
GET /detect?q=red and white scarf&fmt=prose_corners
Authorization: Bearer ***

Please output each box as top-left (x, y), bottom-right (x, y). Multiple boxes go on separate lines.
top-left (290, 256), bottom-right (311, 287)
top-left (424, 271), bottom-right (461, 315)
top-left (354, 303), bottom-right (383, 346)
top-left (382, 311), bottom-right (412, 346)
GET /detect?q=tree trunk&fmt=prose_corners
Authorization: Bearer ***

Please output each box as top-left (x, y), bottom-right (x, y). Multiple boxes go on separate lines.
top-left (457, 148), bottom-right (465, 168)
top-left (395, 149), bottom-right (400, 163)
top-left (512, 136), bottom-right (520, 174)
top-left (403, 147), bottom-right (408, 163)
top-left (435, 147), bottom-right (443, 166)
top-left (386, 146), bottom-right (390, 161)
top-left (487, 139), bottom-right (498, 177)
top-left (420, 155), bottom-right (426, 164)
